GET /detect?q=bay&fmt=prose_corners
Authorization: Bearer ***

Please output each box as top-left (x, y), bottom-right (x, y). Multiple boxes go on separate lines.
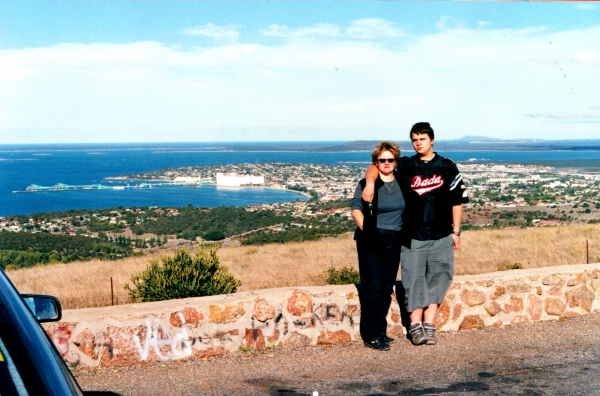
top-left (1, 142), bottom-right (600, 217)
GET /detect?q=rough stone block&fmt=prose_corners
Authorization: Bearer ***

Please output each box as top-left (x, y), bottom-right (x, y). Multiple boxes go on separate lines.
top-left (209, 303), bottom-right (245, 324)
top-left (346, 304), bottom-right (361, 317)
top-left (267, 329), bottom-right (280, 343)
top-left (510, 315), bottom-right (529, 325)
top-left (46, 323), bottom-right (74, 358)
top-left (213, 329), bottom-right (240, 341)
top-left (436, 299), bottom-right (450, 326)
top-left (565, 285), bottom-right (595, 312)
top-left (503, 295), bottom-right (524, 313)
top-left (566, 273), bottom-right (587, 287)
top-left (390, 308), bottom-right (400, 324)
top-left (386, 325), bottom-right (405, 337)
top-left (542, 274), bottom-right (564, 286)
top-left (492, 286), bottom-right (506, 299)
top-left (193, 347), bottom-right (225, 359)
top-left (484, 301), bottom-right (502, 317)
top-left (252, 299), bottom-right (276, 322)
top-left (282, 331), bottom-right (312, 347)
top-left (73, 328), bottom-right (98, 360)
top-left (560, 311), bottom-right (580, 319)
top-left (451, 304), bottom-right (463, 321)
top-left (545, 298), bottom-right (566, 316)
top-left (526, 294), bottom-right (542, 321)
top-left (101, 325), bottom-right (142, 367)
top-left (475, 280), bottom-right (494, 287)
top-left (507, 283), bottom-right (532, 293)
top-left (459, 315), bottom-right (484, 331)
top-left (317, 329), bottom-right (351, 345)
top-left (170, 307), bottom-right (203, 327)
top-left (242, 328), bottom-right (266, 350)
top-left (460, 289), bottom-right (487, 306)
top-left (549, 286), bottom-right (562, 296)
top-left (314, 303), bottom-right (343, 322)
top-left (293, 316), bottom-right (316, 329)
top-left (287, 290), bottom-right (313, 316)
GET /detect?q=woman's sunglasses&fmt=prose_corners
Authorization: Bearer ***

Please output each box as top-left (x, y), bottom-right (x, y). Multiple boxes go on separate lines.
top-left (377, 158), bottom-right (396, 163)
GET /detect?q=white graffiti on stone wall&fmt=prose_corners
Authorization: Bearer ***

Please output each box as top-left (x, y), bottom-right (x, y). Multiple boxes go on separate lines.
top-left (134, 314), bottom-right (194, 361)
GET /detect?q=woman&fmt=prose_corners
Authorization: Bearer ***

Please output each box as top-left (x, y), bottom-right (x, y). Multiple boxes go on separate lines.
top-left (351, 141), bottom-right (406, 351)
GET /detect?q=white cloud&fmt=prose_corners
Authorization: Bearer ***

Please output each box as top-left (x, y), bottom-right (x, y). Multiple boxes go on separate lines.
top-left (436, 16), bottom-right (466, 30)
top-left (181, 23), bottom-right (240, 41)
top-left (571, 50), bottom-right (600, 65)
top-left (261, 18), bottom-right (402, 40)
top-left (345, 18), bottom-right (403, 39)
top-left (261, 23), bottom-right (341, 39)
top-left (1, 21), bottom-right (600, 142)
top-left (574, 3), bottom-right (599, 11)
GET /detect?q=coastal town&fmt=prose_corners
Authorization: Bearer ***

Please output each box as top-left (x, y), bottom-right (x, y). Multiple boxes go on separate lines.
top-left (2, 162), bottom-right (600, 238)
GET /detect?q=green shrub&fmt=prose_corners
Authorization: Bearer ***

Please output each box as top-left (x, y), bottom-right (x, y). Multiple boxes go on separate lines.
top-left (497, 261), bottom-right (522, 271)
top-left (204, 229), bottom-right (225, 241)
top-left (326, 266), bottom-right (361, 285)
top-left (125, 246), bottom-right (241, 302)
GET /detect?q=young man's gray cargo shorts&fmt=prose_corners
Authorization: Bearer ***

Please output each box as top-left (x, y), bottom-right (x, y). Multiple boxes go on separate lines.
top-left (400, 235), bottom-right (454, 313)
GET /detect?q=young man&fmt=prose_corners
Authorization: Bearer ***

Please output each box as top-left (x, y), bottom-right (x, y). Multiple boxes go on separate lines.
top-left (362, 122), bottom-right (468, 346)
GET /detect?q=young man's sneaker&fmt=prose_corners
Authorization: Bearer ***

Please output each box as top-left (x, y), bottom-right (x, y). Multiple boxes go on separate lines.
top-left (408, 322), bottom-right (428, 346)
top-left (363, 338), bottom-right (390, 351)
top-left (423, 322), bottom-right (437, 345)
top-left (381, 334), bottom-right (395, 344)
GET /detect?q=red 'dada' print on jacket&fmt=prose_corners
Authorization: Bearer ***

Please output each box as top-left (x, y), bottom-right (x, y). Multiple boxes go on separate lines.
top-left (410, 174), bottom-right (444, 196)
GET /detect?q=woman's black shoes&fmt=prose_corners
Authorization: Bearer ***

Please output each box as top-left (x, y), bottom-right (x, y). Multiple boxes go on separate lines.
top-left (363, 338), bottom-right (390, 351)
top-left (381, 334), bottom-right (395, 344)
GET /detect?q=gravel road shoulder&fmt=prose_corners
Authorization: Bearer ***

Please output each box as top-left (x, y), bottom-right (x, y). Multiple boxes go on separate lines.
top-left (75, 314), bottom-right (600, 395)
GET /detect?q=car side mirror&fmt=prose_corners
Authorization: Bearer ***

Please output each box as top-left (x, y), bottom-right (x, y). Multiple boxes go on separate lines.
top-left (21, 294), bottom-right (62, 323)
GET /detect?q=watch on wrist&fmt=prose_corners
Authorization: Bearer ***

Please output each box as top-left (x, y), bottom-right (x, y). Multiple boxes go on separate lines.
top-left (451, 230), bottom-right (461, 236)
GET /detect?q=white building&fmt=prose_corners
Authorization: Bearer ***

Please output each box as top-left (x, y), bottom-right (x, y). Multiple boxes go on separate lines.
top-left (216, 173), bottom-right (265, 187)
top-left (174, 176), bottom-right (201, 183)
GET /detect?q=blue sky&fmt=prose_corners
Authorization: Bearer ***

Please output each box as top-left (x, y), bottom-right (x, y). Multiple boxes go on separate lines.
top-left (1, 1), bottom-right (599, 143)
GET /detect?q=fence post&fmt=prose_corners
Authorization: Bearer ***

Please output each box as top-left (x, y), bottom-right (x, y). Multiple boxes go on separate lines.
top-left (587, 240), bottom-right (589, 264)
top-left (111, 277), bottom-right (114, 306)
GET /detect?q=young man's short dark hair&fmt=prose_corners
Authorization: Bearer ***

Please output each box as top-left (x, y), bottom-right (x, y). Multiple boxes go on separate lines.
top-left (410, 122), bottom-right (435, 140)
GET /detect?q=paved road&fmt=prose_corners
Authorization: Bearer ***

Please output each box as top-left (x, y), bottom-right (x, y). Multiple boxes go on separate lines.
top-left (76, 314), bottom-right (600, 395)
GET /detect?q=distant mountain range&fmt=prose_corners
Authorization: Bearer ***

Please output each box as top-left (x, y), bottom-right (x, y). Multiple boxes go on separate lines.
top-left (306, 137), bottom-right (600, 152)
top-left (5, 138), bottom-right (599, 153)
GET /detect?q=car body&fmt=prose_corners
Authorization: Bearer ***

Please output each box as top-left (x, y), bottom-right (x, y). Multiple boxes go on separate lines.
top-left (0, 267), bottom-right (83, 395)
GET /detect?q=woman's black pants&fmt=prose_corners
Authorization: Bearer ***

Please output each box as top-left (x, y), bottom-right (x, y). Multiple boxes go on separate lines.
top-left (356, 228), bottom-right (402, 343)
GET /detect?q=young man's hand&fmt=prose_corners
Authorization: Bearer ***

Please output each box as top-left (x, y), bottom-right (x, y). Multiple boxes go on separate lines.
top-left (451, 234), bottom-right (460, 249)
top-left (452, 205), bottom-right (463, 249)
top-left (361, 183), bottom-right (375, 202)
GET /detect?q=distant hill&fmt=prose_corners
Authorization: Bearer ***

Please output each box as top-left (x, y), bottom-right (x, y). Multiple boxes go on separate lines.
top-left (457, 136), bottom-right (504, 142)
top-left (313, 139), bottom-right (600, 152)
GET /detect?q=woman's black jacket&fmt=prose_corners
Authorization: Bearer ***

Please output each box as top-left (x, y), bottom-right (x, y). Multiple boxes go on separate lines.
top-left (353, 171), bottom-right (411, 246)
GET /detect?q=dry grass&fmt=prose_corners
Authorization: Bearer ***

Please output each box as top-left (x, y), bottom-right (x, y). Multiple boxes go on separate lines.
top-left (6, 254), bottom-right (151, 309)
top-left (219, 233), bottom-right (358, 291)
top-left (6, 224), bottom-right (600, 309)
top-left (455, 224), bottom-right (600, 275)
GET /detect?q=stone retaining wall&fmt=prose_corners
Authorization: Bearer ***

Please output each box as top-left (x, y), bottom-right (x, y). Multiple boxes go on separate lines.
top-left (45, 264), bottom-right (600, 368)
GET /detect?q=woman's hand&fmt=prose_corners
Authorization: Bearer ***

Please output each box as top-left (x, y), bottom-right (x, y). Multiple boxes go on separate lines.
top-left (351, 209), bottom-right (364, 230)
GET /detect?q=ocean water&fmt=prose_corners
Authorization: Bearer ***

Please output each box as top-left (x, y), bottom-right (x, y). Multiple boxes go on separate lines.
top-left (1, 143), bottom-right (600, 217)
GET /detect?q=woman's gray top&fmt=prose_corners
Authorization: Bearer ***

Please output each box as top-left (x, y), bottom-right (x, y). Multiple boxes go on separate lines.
top-left (351, 178), bottom-right (405, 231)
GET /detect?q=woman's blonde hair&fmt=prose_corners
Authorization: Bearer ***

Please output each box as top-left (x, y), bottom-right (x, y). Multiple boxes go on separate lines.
top-left (371, 141), bottom-right (401, 165)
